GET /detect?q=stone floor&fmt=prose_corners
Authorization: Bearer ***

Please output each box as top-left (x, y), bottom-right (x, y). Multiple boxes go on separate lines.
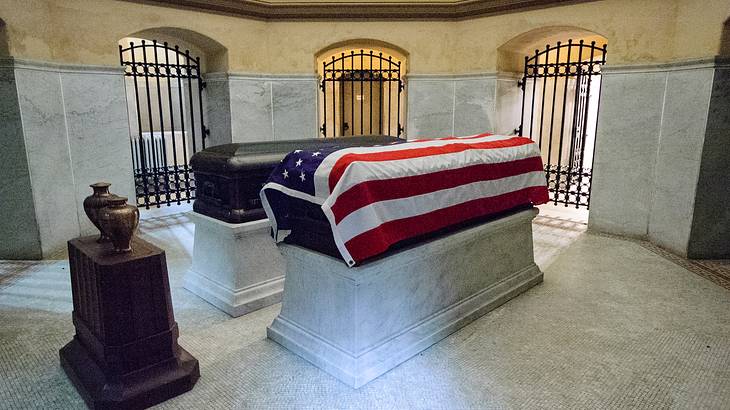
top-left (1, 204), bottom-right (729, 409)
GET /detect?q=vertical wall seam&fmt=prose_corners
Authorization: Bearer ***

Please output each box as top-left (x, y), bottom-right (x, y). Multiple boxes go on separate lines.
top-left (58, 71), bottom-right (81, 236)
top-left (270, 82), bottom-right (275, 140)
top-left (648, 72), bottom-right (670, 238)
top-left (451, 80), bottom-right (456, 136)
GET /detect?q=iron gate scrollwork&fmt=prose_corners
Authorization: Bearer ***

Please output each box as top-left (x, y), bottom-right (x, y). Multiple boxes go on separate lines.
top-left (119, 40), bottom-right (208, 209)
top-left (320, 50), bottom-right (404, 138)
top-left (518, 40), bottom-right (607, 208)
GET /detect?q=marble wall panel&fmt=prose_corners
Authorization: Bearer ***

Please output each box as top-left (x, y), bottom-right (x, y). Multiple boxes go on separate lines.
top-left (272, 79), bottom-right (318, 140)
top-left (495, 74), bottom-right (523, 135)
top-left (204, 77), bottom-right (232, 147)
top-left (688, 65), bottom-right (730, 258)
top-left (648, 68), bottom-right (714, 256)
top-left (406, 79), bottom-right (454, 138)
top-left (589, 71), bottom-right (667, 237)
top-left (0, 66), bottom-right (42, 259)
top-left (229, 78), bottom-right (273, 143)
top-left (14, 68), bottom-right (79, 257)
top-left (453, 77), bottom-right (496, 136)
top-left (61, 71), bottom-right (135, 236)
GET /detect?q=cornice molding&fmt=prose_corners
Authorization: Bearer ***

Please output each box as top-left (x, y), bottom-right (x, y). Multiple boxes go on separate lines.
top-left (122, 0), bottom-right (597, 21)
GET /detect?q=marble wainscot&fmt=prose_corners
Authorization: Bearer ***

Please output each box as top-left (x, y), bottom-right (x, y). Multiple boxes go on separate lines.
top-left (267, 207), bottom-right (543, 388)
top-left (184, 212), bottom-right (285, 317)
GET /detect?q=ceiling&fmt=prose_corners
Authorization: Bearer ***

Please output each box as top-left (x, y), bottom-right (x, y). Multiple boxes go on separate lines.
top-left (124, 0), bottom-right (597, 20)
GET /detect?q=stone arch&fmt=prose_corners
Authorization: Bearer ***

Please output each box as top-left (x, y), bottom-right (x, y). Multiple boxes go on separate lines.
top-left (122, 27), bottom-right (228, 73)
top-left (315, 39), bottom-right (409, 76)
top-left (498, 26), bottom-right (608, 73)
top-left (315, 39), bottom-right (409, 138)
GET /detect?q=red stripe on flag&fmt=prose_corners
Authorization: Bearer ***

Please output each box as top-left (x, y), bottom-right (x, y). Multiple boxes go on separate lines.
top-left (328, 136), bottom-right (533, 191)
top-left (343, 186), bottom-right (549, 263)
top-left (330, 156), bottom-right (545, 224)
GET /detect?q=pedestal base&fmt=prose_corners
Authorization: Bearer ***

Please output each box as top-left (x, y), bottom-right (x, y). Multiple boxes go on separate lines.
top-left (268, 208), bottom-right (543, 388)
top-left (185, 212), bottom-right (285, 317)
top-left (60, 338), bottom-right (199, 410)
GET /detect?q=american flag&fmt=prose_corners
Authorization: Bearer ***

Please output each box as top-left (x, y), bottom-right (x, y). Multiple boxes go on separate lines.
top-left (260, 133), bottom-right (549, 267)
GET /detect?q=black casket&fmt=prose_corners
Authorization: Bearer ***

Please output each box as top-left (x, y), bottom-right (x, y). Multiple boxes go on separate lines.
top-left (190, 135), bottom-right (401, 223)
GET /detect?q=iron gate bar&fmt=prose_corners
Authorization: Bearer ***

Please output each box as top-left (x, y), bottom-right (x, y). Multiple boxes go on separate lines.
top-left (141, 41), bottom-right (161, 207)
top-left (163, 42), bottom-right (182, 205)
top-left (174, 46), bottom-right (190, 203)
top-left (152, 41), bottom-right (170, 203)
top-left (518, 39), bottom-right (607, 209)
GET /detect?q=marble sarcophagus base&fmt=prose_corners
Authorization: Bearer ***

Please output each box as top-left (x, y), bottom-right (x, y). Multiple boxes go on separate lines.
top-left (184, 212), bottom-right (285, 317)
top-left (267, 208), bottom-right (543, 388)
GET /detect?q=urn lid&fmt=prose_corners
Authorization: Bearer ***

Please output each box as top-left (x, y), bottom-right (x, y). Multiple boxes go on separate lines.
top-left (90, 182), bottom-right (111, 189)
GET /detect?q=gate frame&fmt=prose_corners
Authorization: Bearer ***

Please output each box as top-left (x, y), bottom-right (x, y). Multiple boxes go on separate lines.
top-left (119, 39), bottom-right (209, 209)
top-left (518, 39), bottom-right (607, 209)
top-left (320, 50), bottom-right (404, 138)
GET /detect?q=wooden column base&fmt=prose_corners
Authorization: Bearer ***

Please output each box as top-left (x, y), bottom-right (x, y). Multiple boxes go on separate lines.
top-left (60, 338), bottom-right (199, 410)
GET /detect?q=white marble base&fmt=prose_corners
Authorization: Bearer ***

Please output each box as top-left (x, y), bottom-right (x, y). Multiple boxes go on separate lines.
top-left (267, 208), bottom-right (543, 388)
top-left (184, 212), bottom-right (285, 317)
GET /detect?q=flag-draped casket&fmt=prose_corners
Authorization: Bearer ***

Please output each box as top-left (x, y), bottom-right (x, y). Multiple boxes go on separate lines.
top-left (260, 133), bottom-right (549, 266)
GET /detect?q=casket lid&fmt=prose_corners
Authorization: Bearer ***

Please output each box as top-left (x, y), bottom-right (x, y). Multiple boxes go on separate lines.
top-left (191, 135), bottom-right (401, 173)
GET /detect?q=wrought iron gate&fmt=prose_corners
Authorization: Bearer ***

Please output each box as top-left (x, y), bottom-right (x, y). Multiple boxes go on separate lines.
top-left (320, 50), bottom-right (403, 138)
top-left (119, 40), bottom-right (208, 209)
top-left (518, 40), bottom-right (607, 208)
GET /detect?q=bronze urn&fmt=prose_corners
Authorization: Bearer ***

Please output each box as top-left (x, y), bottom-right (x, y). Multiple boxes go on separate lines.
top-left (83, 182), bottom-right (113, 242)
top-left (99, 196), bottom-right (140, 253)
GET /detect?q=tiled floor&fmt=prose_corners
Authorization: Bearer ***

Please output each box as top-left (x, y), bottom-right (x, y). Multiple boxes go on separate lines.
top-left (1, 205), bottom-right (729, 409)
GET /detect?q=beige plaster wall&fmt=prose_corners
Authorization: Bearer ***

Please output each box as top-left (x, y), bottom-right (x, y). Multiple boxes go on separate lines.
top-left (0, 0), bottom-right (728, 74)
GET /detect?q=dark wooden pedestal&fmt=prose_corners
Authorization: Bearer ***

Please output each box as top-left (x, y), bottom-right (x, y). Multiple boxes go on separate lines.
top-left (60, 236), bottom-right (199, 409)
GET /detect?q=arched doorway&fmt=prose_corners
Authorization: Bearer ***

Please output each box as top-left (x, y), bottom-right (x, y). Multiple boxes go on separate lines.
top-left (118, 29), bottom-right (226, 209)
top-left (316, 41), bottom-right (408, 138)
top-left (501, 27), bottom-right (608, 209)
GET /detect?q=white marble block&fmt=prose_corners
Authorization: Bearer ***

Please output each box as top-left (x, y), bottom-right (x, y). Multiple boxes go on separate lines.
top-left (185, 212), bottom-right (285, 317)
top-left (267, 208), bottom-right (543, 388)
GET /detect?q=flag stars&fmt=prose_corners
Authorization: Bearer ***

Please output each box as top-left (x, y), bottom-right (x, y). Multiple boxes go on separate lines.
top-left (312, 151), bottom-right (321, 157)
top-left (299, 171), bottom-right (306, 182)
top-left (295, 158), bottom-right (303, 167)
top-left (282, 169), bottom-right (289, 179)
top-left (294, 149), bottom-right (302, 153)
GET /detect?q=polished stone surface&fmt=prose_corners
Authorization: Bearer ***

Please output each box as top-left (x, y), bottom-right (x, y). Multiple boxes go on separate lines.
top-left (204, 77), bottom-right (232, 146)
top-left (14, 68), bottom-right (79, 257)
top-left (407, 75), bottom-right (499, 139)
top-left (495, 73), bottom-right (523, 135)
top-left (589, 71), bottom-right (666, 237)
top-left (60, 71), bottom-right (135, 236)
top-left (0, 66), bottom-right (41, 259)
top-left (268, 209), bottom-right (542, 388)
top-left (648, 68), bottom-right (713, 256)
top-left (406, 79), bottom-right (454, 137)
top-left (2, 205), bottom-right (730, 408)
top-left (229, 78), bottom-right (273, 143)
top-left (453, 77), bottom-right (496, 136)
top-left (272, 79), bottom-right (318, 140)
top-left (185, 213), bottom-right (285, 317)
top-left (688, 65), bottom-right (730, 259)
top-left (228, 76), bottom-right (319, 143)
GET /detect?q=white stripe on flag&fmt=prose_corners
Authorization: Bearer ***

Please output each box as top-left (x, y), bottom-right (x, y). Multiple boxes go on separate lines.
top-left (329, 171), bottom-right (546, 243)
